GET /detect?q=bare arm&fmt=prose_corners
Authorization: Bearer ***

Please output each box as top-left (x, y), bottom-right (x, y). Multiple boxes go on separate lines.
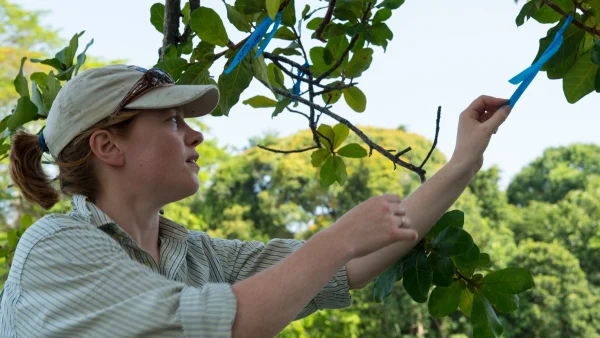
top-left (345, 96), bottom-right (511, 289)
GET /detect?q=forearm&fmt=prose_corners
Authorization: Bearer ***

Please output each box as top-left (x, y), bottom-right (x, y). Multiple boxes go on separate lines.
top-left (231, 228), bottom-right (352, 338)
top-left (346, 159), bottom-right (476, 289)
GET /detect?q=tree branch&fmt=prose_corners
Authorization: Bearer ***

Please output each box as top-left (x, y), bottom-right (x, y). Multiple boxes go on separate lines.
top-left (314, 82), bottom-right (357, 96)
top-left (161, 0), bottom-right (182, 61)
top-left (315, 2), bottom-right (373, 83)
top-left (542, 0), bottom-right (600, 36)
top-left (214, 37), bottom-right (250, 60)
top-left (419, 106), bottom-right (441, 169)
top-left (263, 53), bottom-right (311, 75)
top-left (271, 87), bottom-right (428, 182)
top-left (180, 0), bottom-right (200, 43)
top-left (315, 0), bottom-right (336, 42)
top-left (286, 107), bottom-right (309, 119)
top-left (257, 144), bottom-right (318, 154)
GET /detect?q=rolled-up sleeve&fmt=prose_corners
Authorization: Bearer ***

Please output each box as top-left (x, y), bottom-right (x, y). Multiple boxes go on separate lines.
top-left (17, 226), bottom-right (237, 338)
top-left (209, 236), bottom-right (352, 319)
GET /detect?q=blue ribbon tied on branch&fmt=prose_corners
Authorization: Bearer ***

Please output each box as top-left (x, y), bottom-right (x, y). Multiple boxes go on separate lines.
top-left (292, 61), bottom-right (310, 101)
top-left (224, 13), bottom-right (282, 74)
top-left (504, 15), bottom-right (573, 108)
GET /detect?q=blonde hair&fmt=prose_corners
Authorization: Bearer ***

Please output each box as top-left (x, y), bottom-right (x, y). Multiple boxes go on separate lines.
top-left (9, 109), bottom-right (141, 210)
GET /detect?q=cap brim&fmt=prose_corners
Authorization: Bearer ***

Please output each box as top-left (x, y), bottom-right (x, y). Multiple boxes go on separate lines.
top-left (124, 84), bottom-right (219, 118)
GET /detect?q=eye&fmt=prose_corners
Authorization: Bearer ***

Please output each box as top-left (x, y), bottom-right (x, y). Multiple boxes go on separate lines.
top-left (169, 116), bottom-right (180, 125)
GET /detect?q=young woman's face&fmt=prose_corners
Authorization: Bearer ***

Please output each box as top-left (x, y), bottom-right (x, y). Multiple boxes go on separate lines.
top-left (122, 107), bottom-right (204, 203)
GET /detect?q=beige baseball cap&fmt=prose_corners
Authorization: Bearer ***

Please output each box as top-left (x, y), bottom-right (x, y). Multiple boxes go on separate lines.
top-left (42, 64), bottom-right (219, 158)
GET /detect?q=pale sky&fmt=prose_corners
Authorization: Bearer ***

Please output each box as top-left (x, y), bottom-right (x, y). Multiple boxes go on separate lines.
top-left (17, 0), bottom-right (600, 188)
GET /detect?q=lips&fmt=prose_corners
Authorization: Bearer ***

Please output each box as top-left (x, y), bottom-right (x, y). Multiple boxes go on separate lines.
top-left (186, 154), bottom-right (199, 163)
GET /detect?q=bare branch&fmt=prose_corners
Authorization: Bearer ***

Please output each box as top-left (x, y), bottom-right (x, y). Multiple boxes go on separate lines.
top-left (420, 106), bottom-right (441, 169)
top-left (315, 0), bottom-right (336, 42)
top-left (542, 0), bottom-right (600, 36)
top-left (258, 144), bottom-right (318, 154)
top-left (286, 107), bottom-right (310, 119)
top-left (161, 0), bottom-right (182, 61)
top-left (271, 87), bottom-right (429, 182)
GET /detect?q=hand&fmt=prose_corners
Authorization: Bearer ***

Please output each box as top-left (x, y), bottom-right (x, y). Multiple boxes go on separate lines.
top-left (451, 95), bottom-right (511, 173)
top-left (327, 194), bottom-right (419, 259)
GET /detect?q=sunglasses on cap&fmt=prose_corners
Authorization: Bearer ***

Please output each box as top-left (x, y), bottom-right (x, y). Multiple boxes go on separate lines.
top-left (113, 68), bottom-right (175, 115)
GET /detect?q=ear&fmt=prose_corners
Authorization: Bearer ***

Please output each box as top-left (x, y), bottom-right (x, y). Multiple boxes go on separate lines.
top-left (89, 129), bottom-right (126, 167)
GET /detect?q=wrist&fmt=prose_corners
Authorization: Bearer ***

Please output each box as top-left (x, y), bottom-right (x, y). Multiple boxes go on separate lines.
top-left (316, 226), bottom-right (355, 262)
top-left (447, 156), bottom-right (481, 178)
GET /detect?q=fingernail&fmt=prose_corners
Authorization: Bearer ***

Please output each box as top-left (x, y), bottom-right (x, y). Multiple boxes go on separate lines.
top-left (412, 232), bottom-right (419, 241)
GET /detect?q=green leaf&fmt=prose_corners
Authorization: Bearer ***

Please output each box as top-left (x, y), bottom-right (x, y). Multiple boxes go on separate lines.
top-left (235, 0), bottom-right (265, 15)
top-left (324, 23), bottom-right (346, 38)
top-left (320, 156), bottom-right (336, 187)
top-left (480, 267), bottom-right (535, 294)
top-left (14, 57), bottom-right (29, 97)
top-left (243, 95), bottom-right (278, 108)
top-left (591, 37), bottom-right (600, 66)
top-left (177, 60), bottom-right (213, 85)
top-left (8, 97), bottom-right (38, 131)
top-left (191, 41), bottom-right (216, 62)
top-left (477, 253), bottom-right (491, 268)
top-left (482, 288), bottom-right (519, 313)
top-left (337, 143), bottom-right (367, 158)
top-left (55, 31), bottom-right (83, 74)
top-left (150, 3), bottom-right (165, 32)
top-left (432, 226), bottom-right (474, 257)
top-left (455, 243), bottom-right (480, 278)
top-left (311, 148), bottom-right (331, 167)
top-left (191, 7), bottom-right (229, 47)
top-left (7, 229), bottom-right (18, 248)
top-left (516, 1), bottom-right (536, 26)
top-left (155, 58), bottom-right (189, 81)
top-left (563, 51), bottom-right (598, 103)
top-left (534, 22), bottom-right (585, 79)
top-left (309, 47), bottom-right (330, 76)
top-left (321, 82), bottom-right (343, 104)
top-left (317, 124), bottom-right (335, 149)
top-left (281, 0), bottom-right (296, 26)
top-left (163, 44), bottom-right (179, 60)
top-left (0, 247), bottom-right (9, 257)
top-left (402, 250), bottom-right (432, 303)
top-left (306, 17), bottom-right (323, 30)
top-left (0, 116), bottom-right (10, 135)
top-left (377, 0), bottom-right (405, 9)
top-left (471, 293), bottom-right (504, 338)
top-left (30, 72), bottom-right (48, 87)
top-left (373, 8), bottom-right (392, 24)
top-left (43, 72), bottom-right (61, 111)
top-left (31, 81), bottom-right (48, 116)
top-left (226, 4), bottom-right (251, 33)
top-left (302, 4), bottom-right (310, 19)
top-left (218, 55), bottom-right (254, 116)
top-left (532, 0), bottom-right (574, 24)
top-left (266, 0), bottom-right (280, 20)
top-left (343, 87), bottom-right (366, 112)
top-left (428, 251), bottom-right (455, 287)
top-left (251, 55), bottom-right (271, 91)
top-left (428, 281), bottom-right (463, 317)
top-left (459, 288), bottom-right (474, 317)
top-left (267, 63), bottom-right (285, 88)
top-left (274, 27), bottom-right (296, 40)
top-left (182, 2), bottom-right (191, 25)
top-left (334, 156), bottom-right (347, 185)
top-left (427, 210), bottom-right (464, 240)
top-left (74, 38), bottom-right (94, 77)
top-left (332, 123), bottom-right (349, 149)
top-left (367, 23), bottom-right (393, 51)
top-left (374, 259), bottom-right (403, 302)
top-left (345, 48), bottom-right (373, 78)
top-left (30, 57), bottom-right (62, 71)
top-left (272, 44), bottom-right (302, 56)
top-left (272, 97), bottom-right (291, 118)
top-left (21, 214), bottom-right (33, 231)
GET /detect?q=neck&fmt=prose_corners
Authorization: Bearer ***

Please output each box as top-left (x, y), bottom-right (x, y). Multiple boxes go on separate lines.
top-left (94, 189), bottom-right (162, 254)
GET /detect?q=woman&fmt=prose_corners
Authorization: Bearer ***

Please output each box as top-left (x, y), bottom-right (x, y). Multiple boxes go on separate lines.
top-left (1, 65), bottom-right (510, 338)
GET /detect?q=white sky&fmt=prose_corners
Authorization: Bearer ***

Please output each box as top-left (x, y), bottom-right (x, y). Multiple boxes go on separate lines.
top-left (16, 0), bottom-right (600, 188)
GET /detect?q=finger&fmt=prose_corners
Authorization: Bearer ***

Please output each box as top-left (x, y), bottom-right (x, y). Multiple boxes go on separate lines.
top-left (484, 104), bottom-right (511, 131)
top-left (465, 95), bottom-right (509, 115)
top-left (391, 204), bottom-right (407, 218)
top-left (381, 194), bottom-right (401, 204)
top-left (393, 228), bottom-right (419, 242)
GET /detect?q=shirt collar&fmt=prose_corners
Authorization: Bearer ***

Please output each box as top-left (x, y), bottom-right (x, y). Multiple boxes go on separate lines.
top-left (68, 194), bottom-right (189, 241)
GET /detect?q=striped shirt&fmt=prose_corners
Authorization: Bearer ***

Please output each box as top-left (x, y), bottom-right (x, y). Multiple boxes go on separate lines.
top-left (0, 194), bottom-right (352, 337)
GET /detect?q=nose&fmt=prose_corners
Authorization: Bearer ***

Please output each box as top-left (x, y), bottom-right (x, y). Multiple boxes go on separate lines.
top-left (187, 129), bottom-right (204, 147)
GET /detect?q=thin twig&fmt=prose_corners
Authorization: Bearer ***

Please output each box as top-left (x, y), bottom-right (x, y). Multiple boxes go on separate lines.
top-left (286, 107), bottom-right (309, 119)
top-left (271, 87), bottom-right (428, 182)
top-left (315, 0), bottom-right (336, 42)
top-left (419, 106), bottom-right (441, 169)
top-left (314, 82), bottom-right (357, 96)
top-left (291, 26), bottom-right (309, 61)
top-left (542, 0), bottom-right (600, 36)
top-left (214, 37), bottom-right (250, 60)
top-left (257, 144), bottom-right (318, 154)
top-left (263, 53), bottom-right (311, 75)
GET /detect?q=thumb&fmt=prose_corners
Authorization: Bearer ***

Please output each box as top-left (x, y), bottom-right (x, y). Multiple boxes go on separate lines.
top-left (486, 104), bottom-right (511, 130)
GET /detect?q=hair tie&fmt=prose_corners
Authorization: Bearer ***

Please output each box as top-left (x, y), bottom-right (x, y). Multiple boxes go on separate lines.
top-left (38, 132), bottom-right (49, 154)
